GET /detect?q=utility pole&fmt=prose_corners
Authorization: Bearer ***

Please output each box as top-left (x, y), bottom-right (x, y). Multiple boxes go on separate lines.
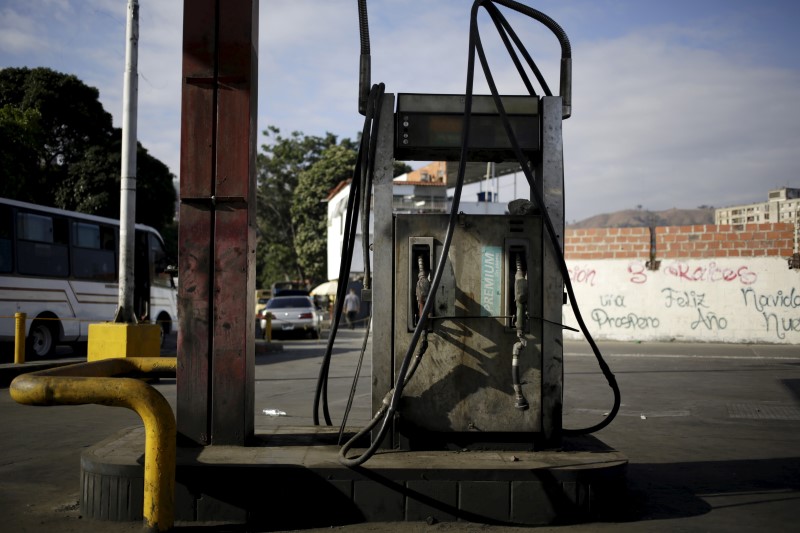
top-left (88, 0), bottom-right (160, 360)
top-left (116, 0), bottom-right (139, 323)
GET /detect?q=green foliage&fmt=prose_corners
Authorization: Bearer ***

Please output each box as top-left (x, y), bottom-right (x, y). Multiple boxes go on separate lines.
top-left (0, 67), bottom-right (175, 233)
top-left (255, 127), bottom-right (345, 289)
top-left (255, 128), bottom-right (411, 288)
top-left (291, 144), bottom-right (357, 284)
top-left (0, 67), bottom-right (113, 169)
top-left (393, 161), bottom-right (413, 177)
top-left (56, 136), bottom-right (176, 231)
top-left (256, 241), bottom-right (298, 291)
top-left (0, 105), bottom-right (44, 201)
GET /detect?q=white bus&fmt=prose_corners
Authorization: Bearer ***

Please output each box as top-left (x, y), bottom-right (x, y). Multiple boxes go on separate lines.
top-left (0, 197), bottom-right (178, 358)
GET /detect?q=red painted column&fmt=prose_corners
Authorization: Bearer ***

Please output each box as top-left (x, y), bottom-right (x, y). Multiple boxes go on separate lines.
top-left (177, 0), bottom-right (257, 446)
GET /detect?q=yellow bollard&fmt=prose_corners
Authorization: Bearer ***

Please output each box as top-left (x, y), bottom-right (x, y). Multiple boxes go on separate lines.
top-left (14, 312), bottom-right (26, 364)
top-left (10, 357), bottom-right (177, 532)
top-left (87, 322), bottom-right (161, 361)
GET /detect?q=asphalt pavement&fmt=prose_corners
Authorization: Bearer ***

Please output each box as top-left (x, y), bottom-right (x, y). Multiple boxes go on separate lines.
top-left (1, 331), bottom-right (798, 532)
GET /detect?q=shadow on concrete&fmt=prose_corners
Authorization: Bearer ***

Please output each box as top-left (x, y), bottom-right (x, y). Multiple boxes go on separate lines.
top-left (138, 455), bottom-right (800, 531)
top-left (783, 378), bottom-right (800, 404)
top-left (596, 456), bottom-right (800, 524)
top-left (253, 343), bottom-right (353, 366)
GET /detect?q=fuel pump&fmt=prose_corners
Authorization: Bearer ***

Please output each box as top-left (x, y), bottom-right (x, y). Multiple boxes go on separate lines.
top-left (317, 0), bottom-right (620, 467)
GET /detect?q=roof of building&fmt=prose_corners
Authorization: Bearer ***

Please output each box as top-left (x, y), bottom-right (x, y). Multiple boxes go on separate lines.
top-left (325, 179), bottom-right (352, 201)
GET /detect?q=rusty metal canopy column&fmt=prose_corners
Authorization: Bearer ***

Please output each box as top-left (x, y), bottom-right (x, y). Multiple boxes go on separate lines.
top-left (177, 0), bottom-right (258, 446)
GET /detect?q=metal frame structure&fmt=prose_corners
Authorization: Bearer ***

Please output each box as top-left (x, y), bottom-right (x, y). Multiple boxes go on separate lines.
top-left (372, 94), bottom-right (566, 450)
top-left (177, 0), bottom-right (258, 446)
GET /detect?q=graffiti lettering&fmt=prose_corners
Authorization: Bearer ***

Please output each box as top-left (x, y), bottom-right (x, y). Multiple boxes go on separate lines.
top-left (628, 261), bottom-right (648, 284)
top-left (600, 294), bottom-right (626, 307)
top-left (741, 287), bottom-right (800, 312)
top-left (591, 308), bottom-right (660, 330)
top-left (761, 313), bottom-right (800, 340)
top-left (569, 265), bottom-right (596, 286)
top-left (662, 288), bottom-right (707, 309)
top-left (664, 261), bottom-right (757, 285)
top-left (690, 308), bottom-right (728, 330)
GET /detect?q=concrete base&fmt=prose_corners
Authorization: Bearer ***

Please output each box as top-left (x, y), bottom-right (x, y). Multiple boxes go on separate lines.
top-left (80, 426), bottom-right (627, 529)
top-left (87, 323), bottom-right (161, 361)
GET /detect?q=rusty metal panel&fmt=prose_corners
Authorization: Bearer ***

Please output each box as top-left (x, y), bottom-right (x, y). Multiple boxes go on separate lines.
top-left (210, 0), bottom-right (257, 445)
top-left (179, 1), bottom-right (215, 200)
top-left (393, 215), bottom-right (543, 441)
top-left (177, 0), bottom-right (217, 446)
top-left (177, 0), bottom-right (258, 446)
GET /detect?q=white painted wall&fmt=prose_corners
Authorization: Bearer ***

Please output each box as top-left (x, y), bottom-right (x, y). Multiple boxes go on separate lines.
top-left (562, 258), bottom-right (800, 344)
top-left (327, 179), bottom-right (799, 345)
top-left (326, 185), bottom-right (372, 282)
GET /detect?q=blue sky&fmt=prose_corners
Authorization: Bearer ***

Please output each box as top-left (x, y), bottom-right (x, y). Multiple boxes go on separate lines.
top-left (2, 0), bottom-right (799, 222)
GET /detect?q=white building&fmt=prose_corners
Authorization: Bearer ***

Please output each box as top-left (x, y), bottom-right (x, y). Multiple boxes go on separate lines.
top-left (325, 162), bottom-right (535, 281)
top-left (325, 176), bottom-right (451, 281)
top-left (715, 188), bottom-right (800, 252)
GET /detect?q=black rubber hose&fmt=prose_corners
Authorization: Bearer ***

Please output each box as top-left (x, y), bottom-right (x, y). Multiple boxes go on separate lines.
top-left (338, 314), bottom-right (372, 445)
top-left (313, 156), bottom-right (360, 425)
top-left (357, 0), bottom-right (371, 115)
top-left (314, 82), bottom-right (385, 427)
top-left (338, 82), bottom-right (387, 439)
top-left (473, 3), bottom-right (620, 434)
top-left (482, 2), bottom-right (549, 96)
top-left (357, 0), bottom-right (370, 54)
top-left (483, 0), bottom-right (571, 117)
top-left (340, 1), bottom-right (614, 464)
top-left (339, 1), bottom-right (484, 468)
top-left (488, 0), bottom-right (571, 57)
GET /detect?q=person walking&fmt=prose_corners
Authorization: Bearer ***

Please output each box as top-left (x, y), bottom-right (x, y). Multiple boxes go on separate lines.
top-left (343, 288), bottom-right (360, 329)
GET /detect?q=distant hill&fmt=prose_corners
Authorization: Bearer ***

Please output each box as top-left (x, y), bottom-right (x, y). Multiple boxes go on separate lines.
top-left (567, 207), bottom-right (715, 229)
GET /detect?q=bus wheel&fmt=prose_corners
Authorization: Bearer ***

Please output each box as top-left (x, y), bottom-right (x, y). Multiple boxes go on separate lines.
top-left (27, 320), bottom-right (56, 358)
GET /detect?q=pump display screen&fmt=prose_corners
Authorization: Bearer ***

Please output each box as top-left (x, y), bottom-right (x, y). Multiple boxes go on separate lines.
top-left (395, 93), bottom-right (540, 162)
top-left (425, 115), bottom-right (462, 147)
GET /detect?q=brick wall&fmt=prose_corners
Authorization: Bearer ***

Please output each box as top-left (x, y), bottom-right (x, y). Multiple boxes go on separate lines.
top-left (564, 227), bottom-right (650, 260)
top-left (565, 223), bottom-right (795, 261)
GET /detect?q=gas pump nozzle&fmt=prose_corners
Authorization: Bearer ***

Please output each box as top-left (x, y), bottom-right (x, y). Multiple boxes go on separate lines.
top-left (415, 255), bottom-right (431, 325)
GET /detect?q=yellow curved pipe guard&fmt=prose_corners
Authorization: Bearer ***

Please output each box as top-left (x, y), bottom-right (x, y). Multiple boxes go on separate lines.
top-left (9, 357), bottom-right (177, 532)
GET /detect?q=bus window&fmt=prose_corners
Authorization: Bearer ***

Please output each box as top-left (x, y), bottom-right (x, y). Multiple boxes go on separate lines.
top-left (0, 204), bottom-right (11, 273)
top-left (19, 211), bottom-right (55, 242)
top-left (0, 197), bottom-right (179, 356)
top-left (71, 221), bottom-right (117, 282)
top-left (16, 211), bottom-right (69, 277)
top-left (73, 221), bottom-right (101, 248)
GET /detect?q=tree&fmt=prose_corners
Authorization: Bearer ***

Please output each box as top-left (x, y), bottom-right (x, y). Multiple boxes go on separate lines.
top-left (0, 67), bottom-right (175, 234)
top-left (291, 144), bottom-right (357, 284)
top-left (256, 128), bottom-right (413, 290)
top-left (0, 67), bottom-right (114, 190)
top-left (57, 134), bottom-right (177, 232)
top-left (394, 161), bottom-right (413, 176)
top-left (0, 105), bottom-right (44, 201)
top-left (289, 143), bottom-right (411, 285)
top-left (255, 127), bottom-right (341, 289)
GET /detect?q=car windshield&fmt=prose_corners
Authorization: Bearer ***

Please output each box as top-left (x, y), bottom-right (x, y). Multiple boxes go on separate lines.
top-left (266, 297), bottom-right (312, 309)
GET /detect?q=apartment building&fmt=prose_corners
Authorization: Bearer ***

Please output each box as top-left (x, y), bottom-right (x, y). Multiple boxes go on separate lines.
top-left (715, 188), bottom-right (800, 252)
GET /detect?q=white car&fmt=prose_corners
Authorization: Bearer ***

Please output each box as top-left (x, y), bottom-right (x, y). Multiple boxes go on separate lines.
top-left (259, 295), bottom-right (321, 339)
